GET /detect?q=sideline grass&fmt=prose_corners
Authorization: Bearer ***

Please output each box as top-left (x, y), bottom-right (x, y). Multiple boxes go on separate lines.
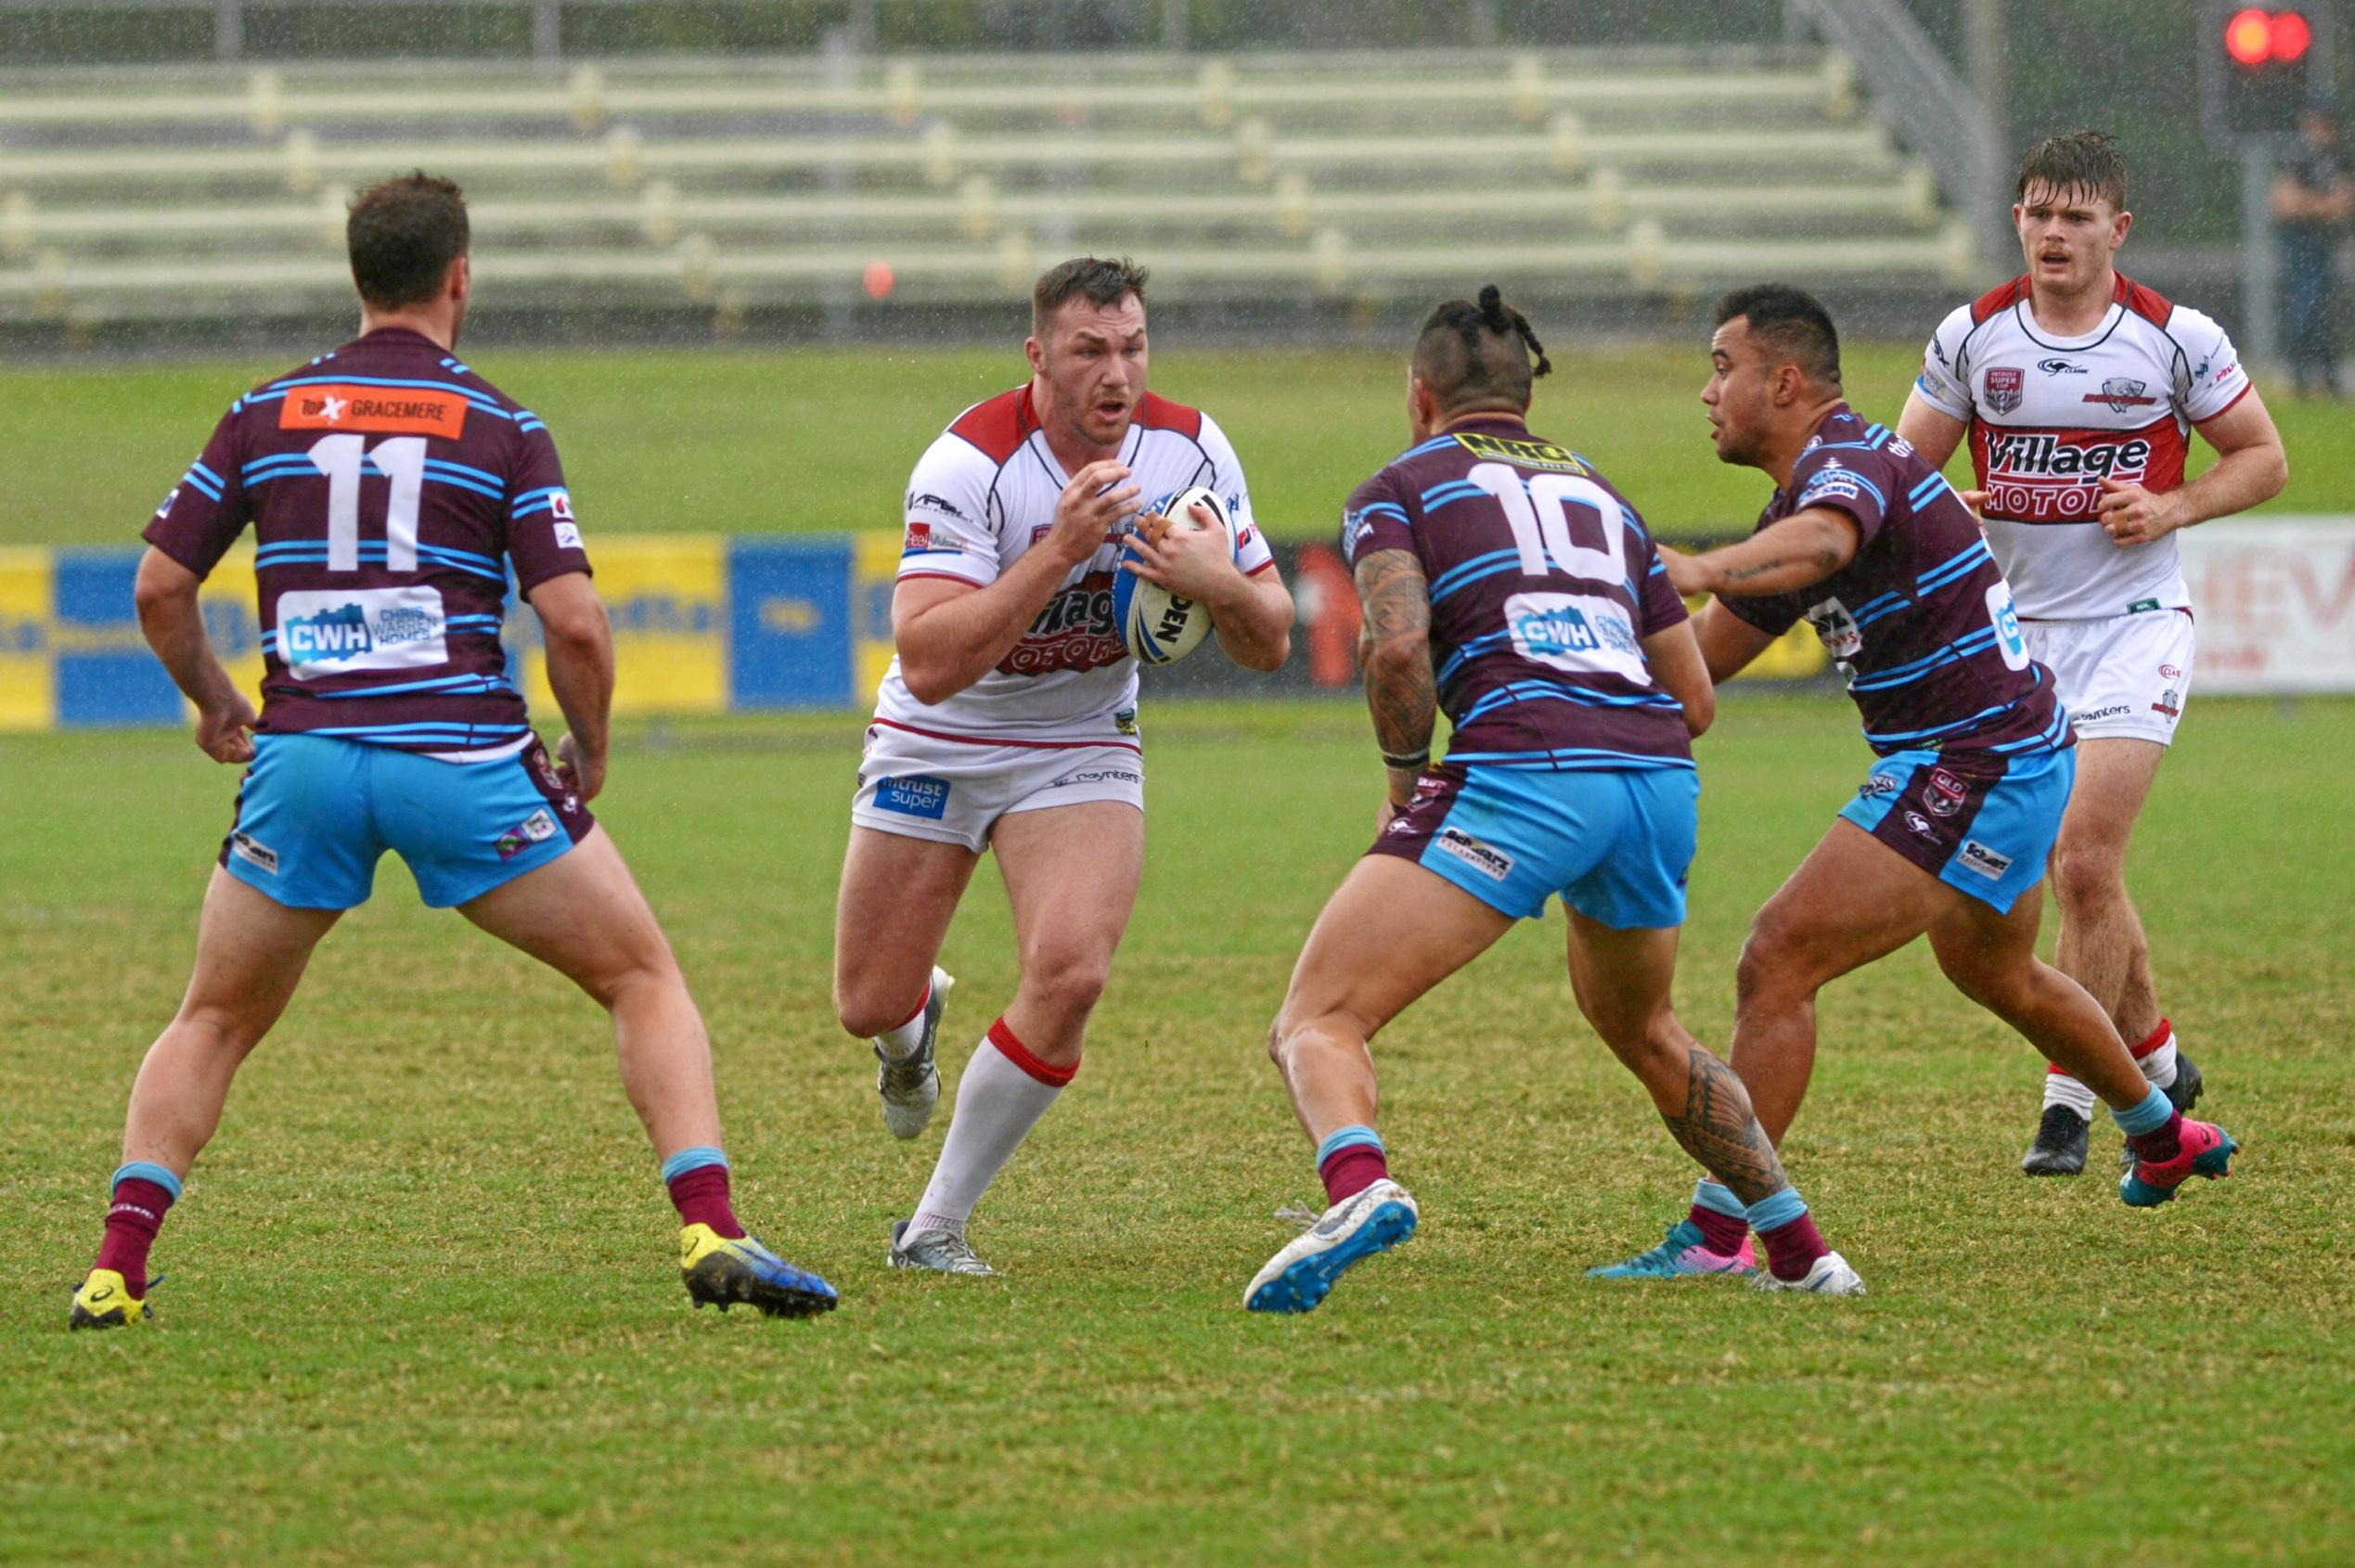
top-left (6, 343), bottom-right (2349, 550)
top-left (4, 695), bottom-right (2351, 1562)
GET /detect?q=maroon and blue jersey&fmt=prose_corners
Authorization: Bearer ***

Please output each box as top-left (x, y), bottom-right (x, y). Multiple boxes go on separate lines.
top-left (1721, 405), bottom-right (2070, 759)
top-left (1342, 416), bottom-right (1693, 771)
top-left (143, 327), bottom-right (590, 759)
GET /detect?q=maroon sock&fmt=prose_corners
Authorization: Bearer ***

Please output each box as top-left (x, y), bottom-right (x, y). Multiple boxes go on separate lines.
top-left (2125, 1110), bottom-right (2184, 1165)
top-left (666, 1165), bottom-right (745, 1240)
top-left (1757, 1213), bottom-right (1831, 1283)
top-left (94, 1177), bottom-right (175, 1299)
top-left (1319, 1144), bottom-right (1388, 1206)
top-left (1687, 1203), bottom-right (1750, 1257)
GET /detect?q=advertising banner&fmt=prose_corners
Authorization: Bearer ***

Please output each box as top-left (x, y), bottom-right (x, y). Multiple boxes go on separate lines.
top-left (2175, 519), bottom-right (2355, 694)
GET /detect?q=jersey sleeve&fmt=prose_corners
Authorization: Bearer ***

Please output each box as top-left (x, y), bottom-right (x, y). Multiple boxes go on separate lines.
top-left (1341, 470), bottom-right (1413, 569)
top-left (899, 433), bottom-right (997, 589)
top-left (1198, 413), bottom-right (1274, 576)
top-left (1625, 509), bottom-right (1691, 636)
top-left (140, 407), bottom-right (250, 578)
top-left (1789, 448), bottom-right (1893, 551)
top-left (1717, 588), bottom-right (1803, 639)
top-left (2170, 307), bottom-right (2253, 423)
top-left (505, 423), bottom-right (594, 592)
top-left (1911, 303), bottom-right (1976, 420)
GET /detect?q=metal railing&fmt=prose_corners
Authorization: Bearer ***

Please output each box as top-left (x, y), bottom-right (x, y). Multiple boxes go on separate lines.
top-left (1783, 0), bottom-right (2001, 268)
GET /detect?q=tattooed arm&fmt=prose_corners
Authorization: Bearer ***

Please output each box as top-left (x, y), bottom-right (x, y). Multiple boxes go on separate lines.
top-left (1659, 1047), bottom-right (1791, 1206)
top-left (1354, 546), bottom-right (1435, 810)
top-left (1656, 507), bottom-right (1861, 598)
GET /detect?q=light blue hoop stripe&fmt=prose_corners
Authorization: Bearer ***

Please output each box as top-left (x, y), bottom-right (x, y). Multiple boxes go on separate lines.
top-left (1744, 1187), bottom-right (1808, 1233)
top-left (1315, 1125), bottom-right (1384, 1166)
top-left (111, 1161), bottom-right (183, 1201)
top-left (1691, 1178), bottom-right (1748, 1219)
top-left (660, 1146), bottom-right (728, 1183)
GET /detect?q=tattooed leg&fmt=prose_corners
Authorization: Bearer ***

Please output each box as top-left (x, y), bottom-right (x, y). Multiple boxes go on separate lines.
top-left (1657, 1048), bottom-right (1790, 1206)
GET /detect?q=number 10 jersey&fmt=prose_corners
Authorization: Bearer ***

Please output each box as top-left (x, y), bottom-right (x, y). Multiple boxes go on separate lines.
top-left (143, 327), bottom-right (590, 761)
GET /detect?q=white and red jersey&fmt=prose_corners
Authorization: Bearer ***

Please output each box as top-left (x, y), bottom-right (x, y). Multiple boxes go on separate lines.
top-left (872, 383), bottom-right (1274, 745)
top-left (1913, 273), bottom-right (2251, 620)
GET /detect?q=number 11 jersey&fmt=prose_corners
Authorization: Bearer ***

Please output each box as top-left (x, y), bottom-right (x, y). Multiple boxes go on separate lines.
top-left (143, 327), bottom-right (591, 761)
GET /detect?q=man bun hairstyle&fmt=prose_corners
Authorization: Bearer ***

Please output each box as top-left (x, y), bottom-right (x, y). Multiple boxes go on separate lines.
top-left (347, 170), bottom-right (470, 310)
top-left (1714, 281), bottom-right (1842, 390)
top-left (2014, 129), bottom-right (2128, 212)
top-left (1032, 255), bottom-right (1150, 335)
top-left (1412, 284), bottom-right (1552, 415)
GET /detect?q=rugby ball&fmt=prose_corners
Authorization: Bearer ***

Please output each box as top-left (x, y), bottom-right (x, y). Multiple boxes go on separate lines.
top-left (1112, 485), bottom-right (1236, 666)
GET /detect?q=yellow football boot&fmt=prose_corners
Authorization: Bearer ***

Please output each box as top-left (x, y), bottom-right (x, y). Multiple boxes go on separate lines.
top-left (70, 1268), bottom-right (153, 1330)
top-left (678, 1225), bottom-right (837, 1318)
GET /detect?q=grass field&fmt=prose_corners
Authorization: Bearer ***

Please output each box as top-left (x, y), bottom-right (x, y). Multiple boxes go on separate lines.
top-left (5, 695), bottom-right (2353, 1563)
top-left (5, 342), bottom-right (2351, 550)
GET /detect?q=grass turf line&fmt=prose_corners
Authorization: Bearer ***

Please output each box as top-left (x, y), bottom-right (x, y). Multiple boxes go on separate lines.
top-left (3, 695), bottom-right (2351, 1563)
top-left (5, 344), bottom-right (2349, 551)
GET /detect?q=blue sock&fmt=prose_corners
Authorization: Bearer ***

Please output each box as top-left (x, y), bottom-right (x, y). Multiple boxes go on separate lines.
top-left (660, 1146), bottom-right (727, 1184)
top-left (1745, 1187), bottom-right (1809, 1235)
top-left (1691, 1178), bottom-right (1747, 1219)
top-left (2110, 1085), bottom-right (2175, 1137)
top-left (111, 1161), bottom-right (183, 1202)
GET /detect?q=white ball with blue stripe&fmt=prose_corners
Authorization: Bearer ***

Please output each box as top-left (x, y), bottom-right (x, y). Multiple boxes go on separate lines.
top-left (1112, 485), bottom-right (1235, 666)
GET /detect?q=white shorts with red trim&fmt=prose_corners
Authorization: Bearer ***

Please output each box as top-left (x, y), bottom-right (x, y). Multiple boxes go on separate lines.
top-left (850, 719), bottom-right (1145, 852)
top-left (2023, 610), bottom-right (2195, 747)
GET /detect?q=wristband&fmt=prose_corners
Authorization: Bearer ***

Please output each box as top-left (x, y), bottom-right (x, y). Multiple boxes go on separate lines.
top-left (1380, 748), bottom-right (1431, 772)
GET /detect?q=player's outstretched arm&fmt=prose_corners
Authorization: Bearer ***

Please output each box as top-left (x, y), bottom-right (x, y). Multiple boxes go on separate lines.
top-left (894, 458), bottom-right (1139, 704)
top-left (2096, 391), bottom-right (2288, 547)
top-left (133, 546), bottom-right (255, 764)
top-left (1658, 508), bottom-right (1860, 599)
top-left (1354, 546), bottom-right (1435, 813)
top-left (1690, 602), bottom-right (1782, 687)
top-left (1895, 392), bottom-right (1969, 472)
top-left (528, 571), bottom-right (614, 802)
top-left (1641, 621), bottom-right (1715, 739)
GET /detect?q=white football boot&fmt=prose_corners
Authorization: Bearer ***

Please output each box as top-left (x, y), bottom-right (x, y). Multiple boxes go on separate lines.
top-left (874, 967), bottom-right (952, 1139)
top-left (888, 1219), bottom-right (997, 1277)
top-left (1244, 1178), bottom-right (1420, 1315)
top-left (1752, 1251), bottom-right (1867, 1296)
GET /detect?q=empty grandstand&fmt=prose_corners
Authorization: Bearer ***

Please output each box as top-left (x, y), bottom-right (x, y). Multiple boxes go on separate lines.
top-left (0, 5), bottom-right (1980, 346)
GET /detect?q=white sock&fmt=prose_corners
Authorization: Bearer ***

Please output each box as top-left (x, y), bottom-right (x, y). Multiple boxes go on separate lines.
top-left (907, 1021), bottom-right (1072, 1237)
top-left (874, 978), bottom-right (933, 1062)
top-left (2041, 1070), bottom-right (2098, 1119)
top-left (2136, 1027), bottom-right (2180, 1090)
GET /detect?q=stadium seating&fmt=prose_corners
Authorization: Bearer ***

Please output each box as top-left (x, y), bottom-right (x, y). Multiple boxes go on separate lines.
top-left (0, 46), bottom-right (1971, 328)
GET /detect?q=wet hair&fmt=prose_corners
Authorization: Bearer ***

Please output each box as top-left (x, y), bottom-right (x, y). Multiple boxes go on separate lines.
top-left (346, 171), bottom-right (470, 310)
top-left (1031, 255), bottom-right (1150, 335)
top-left (1714, 282), bottom-right (1842, 390)
top-left (1411, 285), bottom-right (1552, 415)
top-left (2014, 129), bottom-right (2128, 212)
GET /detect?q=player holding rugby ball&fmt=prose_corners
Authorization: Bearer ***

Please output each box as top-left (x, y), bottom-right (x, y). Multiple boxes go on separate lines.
top-left (832, 256), bottom-right (1293, 1277)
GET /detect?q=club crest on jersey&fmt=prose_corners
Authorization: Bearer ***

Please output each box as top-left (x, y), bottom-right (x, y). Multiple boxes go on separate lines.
top-left (1984, 366), bottom-right (2025, 415)
top-left (2089, 377), bottom-right (2157, 412)
top-left (1923, 767), bottom-right (1970, 818)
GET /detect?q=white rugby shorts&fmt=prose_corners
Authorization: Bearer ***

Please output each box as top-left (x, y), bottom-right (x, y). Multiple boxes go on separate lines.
top-left (849, 720), bottom-right (1145, 851)
top-left (2023, 609), bottom-right (2195, 747)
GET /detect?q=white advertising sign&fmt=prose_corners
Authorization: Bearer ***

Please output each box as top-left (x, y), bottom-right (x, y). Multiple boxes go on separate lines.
top-left (2177, 518), bottom-right (2355, 694)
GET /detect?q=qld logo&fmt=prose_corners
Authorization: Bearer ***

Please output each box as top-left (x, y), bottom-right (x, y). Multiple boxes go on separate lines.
top-left (1985, 366), bottom-right (2025, 415)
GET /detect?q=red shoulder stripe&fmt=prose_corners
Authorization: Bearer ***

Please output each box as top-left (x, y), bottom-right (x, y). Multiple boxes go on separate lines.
top-left (1134, 391), bottom-right (1203, 440)
top-left (2113, 272), bottom-right (2174, 328)
top-left (1970, 276), bottom-right (2029, 326)
top-left (946, 385), bottom-right (1035, 465)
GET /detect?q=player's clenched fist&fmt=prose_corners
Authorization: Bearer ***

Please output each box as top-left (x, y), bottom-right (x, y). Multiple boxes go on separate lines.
top-left (2095, 477), bottom-right (2184, 546)
top-left (1045, 459), bottom-right (1139, 566)
top-left (195, 690), bottom-right (258, 765)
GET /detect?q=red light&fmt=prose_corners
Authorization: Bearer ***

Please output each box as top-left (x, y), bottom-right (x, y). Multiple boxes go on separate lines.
top-left (2271, 10), bottom-right (2311, 60)
top-left (2225, 7), bottom-right (2273, 65)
